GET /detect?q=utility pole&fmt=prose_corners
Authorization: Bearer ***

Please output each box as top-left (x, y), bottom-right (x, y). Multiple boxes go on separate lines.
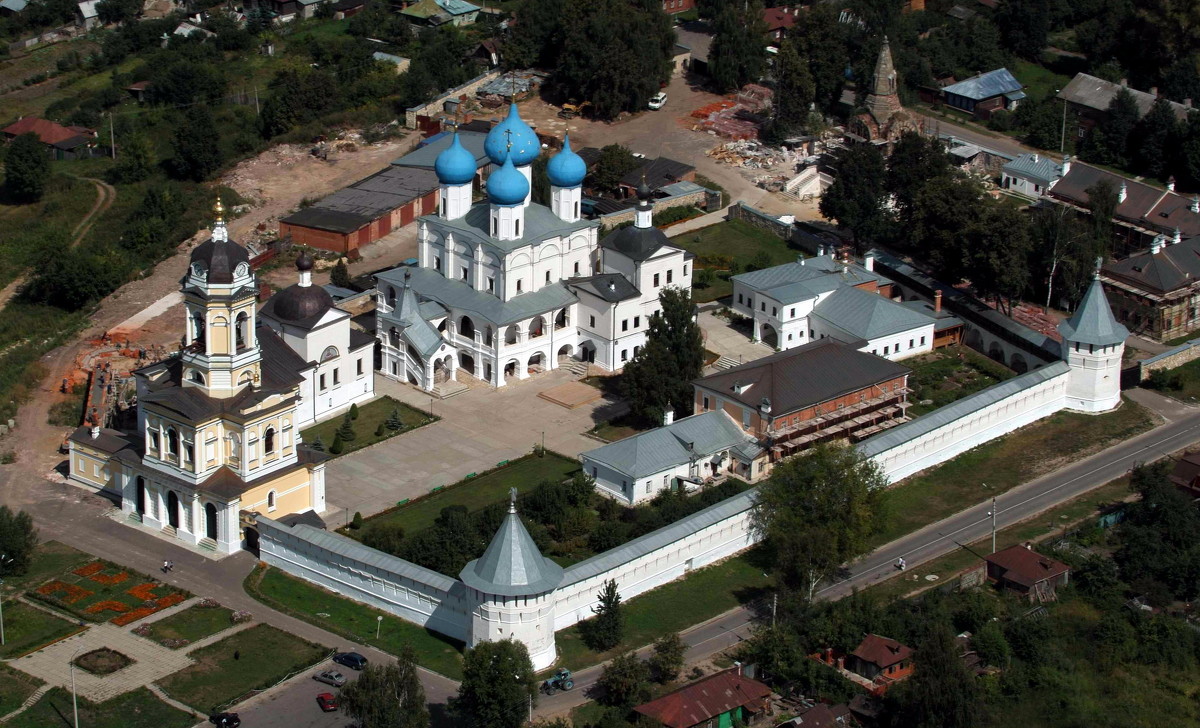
top-left (771, 592), bottom-right (777, 628)
top-left (991, 496), bottom-right (997, 554)
top-left (254, 86), bottom-right (260, 115)
top-left (0, 554), bottom-right (11, 646)
top-left (109, 112), bottom-right (116, 159)
top-left (1057, 90), bottom-right (1067, 153)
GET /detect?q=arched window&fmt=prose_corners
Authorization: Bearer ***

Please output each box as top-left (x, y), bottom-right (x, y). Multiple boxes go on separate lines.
top-left (267, 490), bottom-right (276, 510)
top-left (189, 371), bottom-right (205, 385)
top-left (238, 371), bottom-right (254, 386)
top-left (321, 346), bottom-right (338, 363)
top-left (192, 311), bottom-right (205, 344)
top-left (387, 287), bottom-right (397, 307)
top-left (165, 428), bottom-right (179, 457)
top-left (264, 427), bottom-right (276, 454)
top-left (235, 312), bottom-right (249, 349)
top-left (389, 327), bottom-right (400, 346)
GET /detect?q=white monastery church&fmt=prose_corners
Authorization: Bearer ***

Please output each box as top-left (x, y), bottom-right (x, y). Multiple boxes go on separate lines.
top-left (373, 105), bottom-right (693, 390)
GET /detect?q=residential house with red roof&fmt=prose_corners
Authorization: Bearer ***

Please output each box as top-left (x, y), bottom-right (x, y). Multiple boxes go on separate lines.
top-left (1, 116), bottom-right (97, 160)
top-left (984, 544), bottom-right (1070, 602)
top-left (763, 6), bottom-right (798, 43)
top-left (846, 634), bottom-right (914, 687)
top-left (634, 669), bottom-right (773, 728)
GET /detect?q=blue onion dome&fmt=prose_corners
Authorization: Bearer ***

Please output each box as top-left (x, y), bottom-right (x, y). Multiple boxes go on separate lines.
top-left (434, 133), bottom-right (477, 185)
top-left (484, 103), bottom-right (540, 166)
top-left (546, 133), bottom-right (586, 188)
top-left (487, 154), bottom-right (530, 206)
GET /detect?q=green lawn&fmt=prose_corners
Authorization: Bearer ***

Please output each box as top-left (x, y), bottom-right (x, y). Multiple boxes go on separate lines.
top-left (1012, 59), bottom-right (1071, 102)
top-left (245, 565), bottom-right (464, 679)
top-left (4, 541), bottom-right (91, 591)
top-left (588, 418), bottom-right (646, 442)
top-left (554, 551), bottom-right (771, 672)
top-left (6, 687), bottom-right (193, 728)
top-left (300, 396), bottom-right (435, 457)
top-left (140, 605), bottom-right (235, 648)
top-left (156, 623), bottom-right (328, 712)
top-left (873, 396), bottom-right (1156, 547)
top-left (671, 220), bottom-right (802, 303)
top-left (358, 452), bottom-right (580, 535)
top-left (1144, 355), bottom-right (1200, 402)
top-left (0, 600), bottom-right (85, 658)
top-left (0, 662), bottom-right (44, 717)
top-left (1160, 331), bottom-right (1200, 347)
top-left (906, 346), bottom-right (1015, 417)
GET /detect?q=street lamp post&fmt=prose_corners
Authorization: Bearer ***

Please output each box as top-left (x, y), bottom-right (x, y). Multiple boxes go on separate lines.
top-left (376, 615), bottom-right (383, 639)
top-left (71, 643), bottom-right (84, 728)
top-left (0, 554), bottom-right (13, 647)
top-left (1057, 89), bottom-right (1068, 154)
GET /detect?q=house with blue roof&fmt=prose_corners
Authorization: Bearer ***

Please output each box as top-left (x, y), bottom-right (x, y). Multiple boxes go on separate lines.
top-left (729, 251), bottom-right (943, 361)
top-left (942, 68), bottom-right (1025, 119)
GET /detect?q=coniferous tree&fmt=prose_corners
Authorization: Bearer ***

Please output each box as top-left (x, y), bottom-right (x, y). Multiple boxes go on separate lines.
top-left (588, 579), bottom-right (623, 650)
top-left (330, 258), bottom-right (352, 288)
top-left (337, 412), bottom-right (357, 442)
top-left (386, 408), bottom-right (404, 431)
top-left (0, 506), bottom-right (38, 575)
top-left (620, 287), bottom-right (703, 426)
top-left (330, 432), bottom-right (344, 454)
top-left (310, 434), bottom-right (326, 452)
top-left (4, 133), bottom-right (50, 202)
top-left (349, 403), bottom-right (359, 420)
top-left (1133, 96), bottom-right (1180, 179)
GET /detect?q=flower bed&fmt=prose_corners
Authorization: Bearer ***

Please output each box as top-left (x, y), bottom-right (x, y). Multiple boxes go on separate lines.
top-left (36, 580), bottom-right (93, 604)
top-left (28, 559), bottom-right (190, 627)
top-left (72, 562), bottom-right (130, 585)
top-left (73, 648), bottom-right (134, 676)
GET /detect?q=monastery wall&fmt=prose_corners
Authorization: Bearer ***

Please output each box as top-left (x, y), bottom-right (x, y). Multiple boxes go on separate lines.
top-left (257, 517), bottom-right (471, 641)
top-left (858, 360), bottom-right (1071, 483)
top-left (1138, 337), bottom-right (1200, 381)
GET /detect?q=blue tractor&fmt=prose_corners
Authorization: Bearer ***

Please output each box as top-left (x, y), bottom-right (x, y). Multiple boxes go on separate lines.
top-left (541, 668), bottom-right (575, 695)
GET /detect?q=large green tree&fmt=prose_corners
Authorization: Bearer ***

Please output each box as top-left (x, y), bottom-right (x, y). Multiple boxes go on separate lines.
top-left (750, 443), bottom-right (884, 602)
top-left (589, 144), bottom-right (639, 194)
top-left (994, 0), bottom-right (1051, 60)
top-left (596, 652), bottom-right (652, 708)
top-left (586, 579), bottom-right (623, 650)
top-left (1132, 96), bottom-right (1180, 179)
top-left (891, 623), bottom-right (983, 728)
top-left (772, 37), bottom-right (815, 136)
top-left (966, 203), bottom-right (1033, 314)
top-left (648, 632), bottom-right (686, 683)
top-left (96, 0), bottom-right (140, 24)
top-left (4, 133), bottom-right (50, 203)
top-left (504, 0), bottom-right (566, 69)
top-left (820, 143), bottom-right (890, 246)
top-left (452, 639), bottom-right (536, 728)
top-left (619, 287), bottom-right (704, 426)
top-left (339, 647), bottom-right (429, 728)
top-left (788, 5), bottom-right (848, 113)
top-left (908, 172), bottom-right (984, 284)
top-left (885, 133), bottom-right (953, 235)
top-left (109, 130), bottom-right (155, 184)
top-left (170, 106), bottom-right (222, 181)
top-left (1115, 462), bottom-right (1200, 601)
top-left (708, 0), bottom-right (768, 93)
top-left (0, 506), bottom-right (37, 575)
top-left (1082, 87), bottom-right (1140, 166)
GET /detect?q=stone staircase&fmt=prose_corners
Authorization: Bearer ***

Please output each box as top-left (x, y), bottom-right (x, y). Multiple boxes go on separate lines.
top-left (714, 355), bottom-right (742, 370)
top-left (432, 380), bottom-right (468, 399)
top-left (198, 537), bottom-right (217, 552)
top-left (563, 359), bottom-right (589, 377)
top-left (0, 684), bottom-right (53, 722)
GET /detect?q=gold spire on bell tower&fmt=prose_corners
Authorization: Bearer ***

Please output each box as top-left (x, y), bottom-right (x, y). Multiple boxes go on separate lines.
top-left (213, 196), bottom-right (225, 224)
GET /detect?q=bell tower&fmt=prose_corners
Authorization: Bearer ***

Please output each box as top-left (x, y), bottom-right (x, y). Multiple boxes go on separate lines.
top-left (181, 198), bottom-right (262, 398)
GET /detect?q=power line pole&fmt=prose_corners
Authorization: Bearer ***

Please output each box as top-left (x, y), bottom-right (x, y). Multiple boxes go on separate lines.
top-left (109, 112), bottom-right (115, 159)
top-left (771, 592), bottom-right (777, 628)
top-left (254, 86), bottom-right (260, 115)
top-left (991, 496), bottom-right (997, 554)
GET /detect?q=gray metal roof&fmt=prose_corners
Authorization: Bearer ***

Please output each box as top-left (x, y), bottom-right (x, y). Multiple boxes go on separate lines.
top-left (372, 51), bottom-right (408, 65)
top-left (422, 203), bottom-right (597, 256)
top-left (812, 285), bottom-right (936, 341)
top-left (1057, 276), bottom-right (1128, 347)
top-left (393, 130), bottom-right (489, 170)
top-left (460, 508), bottom-right (563, 596)
top-left (582, 411), bottom-right (755, 480)
top-left (315, 166), bottom-right (439, 219)
top-left (733, 255), bottom-right (884, 304)
top-left (563, 487), bottom-right (756, 586)
top-left (942, 68), bottom-right (1022, 101)
top-left (260, 518), bottom-right (459, 592)
top-left (375, 266), bottom-right (577, 326)
top-left (0, 0), bottom-right (29, 12)
top-left (1057, 73), bottom-right (1191, 121)
top-left (569, 273), bottom-right (641, 303)
top-left (281, 206), bottom-right (372, 234)
top-left (1105, 234), bottom-right (1200, 294)
top-left (858, 361), bottom-right (1070, 458)
top-left (378, 278), bottom-right (445, 359)
top-left (659, 180), bottom-right (705, 197)
top-left (1002, 153), bottom-right (1062, 186)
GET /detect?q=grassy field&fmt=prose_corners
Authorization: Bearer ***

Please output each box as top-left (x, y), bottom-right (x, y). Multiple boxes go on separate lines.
top-left (0, 663), bottom-right (43, 717)
top-left (554, 551), bottom-right (771, 672)
top-left (4, 541), bottom-right (91, 591)
top-left (27, 559), bottom-right (189, 626)
top-left (357, 452), bottom-right (579, 535)
top-left (1012, 59), bottom-right (1071, 101)
top-left (156, 623), bottom-right (327, 712)
top-left (671, 220), bottom-right (801, 303)
top-left (906, 346), bottom-right (1015, 417)
top-left (0, 174), bottom-right (97, 288)
top-left (873, 397), bottom-right (1156, 547)
top-left (140, 605), bottom-right (235, 648)
top-left (1144, 355), bottom-right (1200, 402)
top-left (245, 565), bottom-right (464, 679)
top-left (0, 600), bottom-right (85, 658)
top-left (300, 396), bottom-right (435, 457)
top-left (6, 687), bottom-right (193, 728)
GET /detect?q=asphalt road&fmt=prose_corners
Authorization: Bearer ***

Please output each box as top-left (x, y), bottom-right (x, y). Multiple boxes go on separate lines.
top-left (223, 659), bottom-right (364, 728)
top-left (915, 111), bottom-right (1032, 158)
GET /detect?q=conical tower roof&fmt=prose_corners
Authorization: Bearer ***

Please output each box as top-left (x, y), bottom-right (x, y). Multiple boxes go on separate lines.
top-left (865, 36), bottom-right (901, 124)
top-left (460, 490), bottom-right (563, 597)
top-left (1057, 266), bottom-right (1128, 347)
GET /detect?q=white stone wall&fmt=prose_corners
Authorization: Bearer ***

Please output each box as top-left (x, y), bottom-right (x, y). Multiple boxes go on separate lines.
top-left (859, 361), bottom-right (1072, 484)
top-left (258, 518), bottom-right (471, 641)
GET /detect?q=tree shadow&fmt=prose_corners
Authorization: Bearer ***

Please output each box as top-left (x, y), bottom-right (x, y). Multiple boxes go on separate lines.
top-left (429, 701), bottom-right (454, 728)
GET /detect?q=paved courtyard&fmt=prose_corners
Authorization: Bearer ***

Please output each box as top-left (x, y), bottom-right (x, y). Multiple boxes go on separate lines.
top-left (698, 309), bottom-right (775, 366)
top-left (323, 369), bottom-right (625, 521)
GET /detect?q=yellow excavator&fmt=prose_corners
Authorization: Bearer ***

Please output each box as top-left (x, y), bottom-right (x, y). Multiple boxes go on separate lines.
top-left (558, 100), bottom-right (591, 119)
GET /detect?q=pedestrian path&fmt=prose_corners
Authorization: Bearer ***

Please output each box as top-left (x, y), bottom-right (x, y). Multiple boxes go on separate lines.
top-left (0, 684), bottom-right (52, 723)
top-left (146, 683), bottom-right (205, 720)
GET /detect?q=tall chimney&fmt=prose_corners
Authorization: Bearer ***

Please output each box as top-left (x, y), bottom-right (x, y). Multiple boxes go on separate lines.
top-left (934, 290), bottom-right (942, 313)
top-left (864, 250), bottom-right (876, 272)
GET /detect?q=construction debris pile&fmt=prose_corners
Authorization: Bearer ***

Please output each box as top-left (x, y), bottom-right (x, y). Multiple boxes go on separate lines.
top-left (706, 139), bottom-right (800, 169)
top-left (477, 70), bottom-right (549, 107)
top-left (690, 84), bottom-right (773, 140)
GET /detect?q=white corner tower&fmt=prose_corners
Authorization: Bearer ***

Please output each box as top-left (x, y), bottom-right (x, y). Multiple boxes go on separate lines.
top-left (434, 132), bottom-right (477, 221)
top-left (547, 133), bottom-right (586, 223)
top-left (459, 489), bottom-right (563, 670)
top-left (1057, 259), bottom-right (1127, 413)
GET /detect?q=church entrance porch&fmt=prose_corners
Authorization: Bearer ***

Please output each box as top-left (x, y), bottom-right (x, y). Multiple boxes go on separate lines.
top-left (557, 344), bottom-right (575, 365)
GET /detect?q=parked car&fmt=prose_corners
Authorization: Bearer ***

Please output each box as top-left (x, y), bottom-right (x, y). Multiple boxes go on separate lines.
top-left (314, 669), bottom-right (347, 687)
top-left (317, 693), bottom-right (339, 712)
top-left (648, 92), bottom-right (667, 110)
top-left (209, 714), bottom-right (241, 728)
top-left (333, 652), bottom-right (368, 670)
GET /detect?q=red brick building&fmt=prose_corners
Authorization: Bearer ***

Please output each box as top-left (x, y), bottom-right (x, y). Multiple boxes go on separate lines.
top-left (661, 0), bottom-right (694, 14)
top-left (278, 166), bottom-right (439, 257)
top-left (984, 544), bottom-right (1070, 602)
top-left (693, 339), bottom-right (911, 462)
top-left (1, 116), bottom-right (97, 160)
